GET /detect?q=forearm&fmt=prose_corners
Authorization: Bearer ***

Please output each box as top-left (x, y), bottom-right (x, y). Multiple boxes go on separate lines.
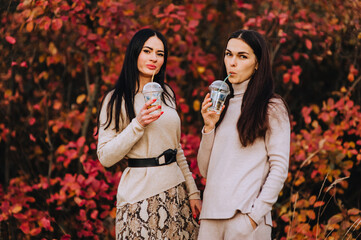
top-left (197, 127), bottom-right (215, 178)
top-left (97, 118), bottom-right (145, 167)
top-left (176, 145), bottom-right (200, 199)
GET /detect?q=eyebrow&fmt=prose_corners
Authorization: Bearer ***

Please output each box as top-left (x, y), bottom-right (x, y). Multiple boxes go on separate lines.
top-left (225, 49), bottom-right (249, 55)
top-left (143, 46), bottom-right (164, 53)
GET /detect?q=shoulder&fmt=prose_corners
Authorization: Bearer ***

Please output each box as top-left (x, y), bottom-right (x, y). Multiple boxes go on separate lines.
top-left (164, 83), bottom-right (175, 97)
top-left (163, 83), bottom-right (176, 106)
top-left (103, 89), bottom-right (115, 104)
top-left (267, 96), bottom-right (289, 121)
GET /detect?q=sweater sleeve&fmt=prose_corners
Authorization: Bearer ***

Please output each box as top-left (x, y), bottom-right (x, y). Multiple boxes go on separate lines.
top-left (97, 93), bottom-right (145, 168)
top-left (176, 143), bottom-right (201, 200)
top-left (197, 127), bottom-right (216, 178)
top-left (248, 100), bottom-right (290, 225)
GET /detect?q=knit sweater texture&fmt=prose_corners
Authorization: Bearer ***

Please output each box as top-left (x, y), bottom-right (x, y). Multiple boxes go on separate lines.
top-left (97, 89), bottom-right (200, 207)
top-left (197, 80), bottom-right (290, 226)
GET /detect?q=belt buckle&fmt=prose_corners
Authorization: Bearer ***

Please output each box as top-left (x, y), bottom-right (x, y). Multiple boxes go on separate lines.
top-left (157, 149), bottom-right (177, 166)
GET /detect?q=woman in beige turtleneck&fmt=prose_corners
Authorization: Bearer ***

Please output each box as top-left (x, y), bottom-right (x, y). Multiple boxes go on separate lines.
top-left (197, 30), bottom-right (291, 240)
top-left (97, 29), bottom-right (201, 239)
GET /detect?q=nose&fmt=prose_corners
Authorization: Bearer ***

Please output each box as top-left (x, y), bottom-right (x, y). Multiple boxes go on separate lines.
top-left (150, 52), bottom-right (158, 62)
top-left (230, 56), bottom-right (236, 67)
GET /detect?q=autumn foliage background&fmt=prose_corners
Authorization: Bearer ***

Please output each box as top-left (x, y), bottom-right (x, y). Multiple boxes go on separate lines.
top-left (1, 0), bottom-right (361, 239)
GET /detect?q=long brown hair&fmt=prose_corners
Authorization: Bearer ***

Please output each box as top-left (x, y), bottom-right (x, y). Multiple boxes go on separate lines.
top-left (217, 29), bottom-right (289, 147)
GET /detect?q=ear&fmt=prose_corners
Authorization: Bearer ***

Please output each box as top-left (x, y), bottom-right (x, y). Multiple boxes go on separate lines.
top-left (255, 61), bottom-right (259, 70)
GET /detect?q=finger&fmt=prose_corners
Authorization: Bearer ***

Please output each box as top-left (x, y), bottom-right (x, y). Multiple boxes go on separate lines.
top-left (143, 111), bottom-right (163, 124)
top-left (146, 105), bottom-right (162, 115)
top-left (201, 95), bottom-right (211, 107)
top-left (201, 102), bottom-right (213, 113)
top-left (190, 205), bottom-right (197, 218)
top-left (142, 99), bottom-right (157, 111)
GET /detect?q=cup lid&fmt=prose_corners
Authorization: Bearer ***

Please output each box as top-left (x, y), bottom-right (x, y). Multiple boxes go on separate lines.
top-left (142, 82), bottom-right (163, 93)
top-left (209, 80), bottom-right (230, 93)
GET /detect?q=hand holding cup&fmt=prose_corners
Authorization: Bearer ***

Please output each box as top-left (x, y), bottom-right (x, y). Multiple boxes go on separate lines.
top-left (137, 98), bottom-right (163, 127)
top-left (201, 93), bottom-right (224, 133)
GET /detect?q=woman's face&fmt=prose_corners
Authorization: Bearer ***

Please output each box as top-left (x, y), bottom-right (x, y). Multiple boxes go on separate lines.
top-left (224, 38), bottom-right (258, 84)
top-left (137, 36), bottom-right (165, 81)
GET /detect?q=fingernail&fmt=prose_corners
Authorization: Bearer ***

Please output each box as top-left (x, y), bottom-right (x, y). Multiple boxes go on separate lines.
top-left (153, 99), bottom-right (156, 102)
top-left (158, 105), bottom-right (161, 109)
top-left (161, 111), bottom-right (164, 114)
top-left (193, 214), bottom-right (197, 219)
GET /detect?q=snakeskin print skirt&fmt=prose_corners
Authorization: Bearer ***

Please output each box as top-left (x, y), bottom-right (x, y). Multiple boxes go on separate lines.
top-left (116, 183), bottom-right (199, 240)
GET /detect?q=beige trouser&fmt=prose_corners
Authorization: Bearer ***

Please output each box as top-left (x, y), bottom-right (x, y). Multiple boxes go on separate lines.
top-left (198, 212), bottom-right (271, 240)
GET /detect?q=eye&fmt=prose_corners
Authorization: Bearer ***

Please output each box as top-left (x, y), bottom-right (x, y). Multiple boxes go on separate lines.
top-left (143, 49), bottom-right (150, 53)
top-left (157, 53), bottom-right (164, 57)
top-left (225, 52), bottom-right (232, 56)
top-left (239, 55), bottom-right (248, 59)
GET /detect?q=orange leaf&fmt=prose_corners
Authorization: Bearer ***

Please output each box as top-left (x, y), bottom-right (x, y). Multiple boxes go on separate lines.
top-left (76, 94), bottom-right (87, 104)
top-left (283, 72), bottom-right (290, 84)
top-left (307, 210), bottom-right (316, 220)
top-left (314, 201), bottom-right (325, 207)
top-left (347, 208), bottom-right (360, 215)
top-left (53, 101), bottom-right (62, 110)
top-left (26, 22), bottom-right (34, 32)
top-left (328, 214), bottom-right (343, 224)
top-left (30, 227), bottom-right (41, 236)
top-left (309, 195), bottom-right (316, 205)
top-left (110, 207), bottom-right (116, 218)
top-left (11, 204), bottom-right (22, 214)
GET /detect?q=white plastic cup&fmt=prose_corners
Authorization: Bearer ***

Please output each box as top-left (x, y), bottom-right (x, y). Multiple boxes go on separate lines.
top-left (142, 82), bottom-right (163, 114)
top-left (207, 80), bottom-right (230, 114)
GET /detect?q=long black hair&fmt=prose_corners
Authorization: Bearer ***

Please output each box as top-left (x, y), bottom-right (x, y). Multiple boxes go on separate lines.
top-left (217, 29), bottom-right (289, 146)
top-left (97, 28), bottom-right (175, 132)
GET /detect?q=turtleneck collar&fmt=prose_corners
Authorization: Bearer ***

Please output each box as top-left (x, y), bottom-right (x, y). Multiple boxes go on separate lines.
top-left (232, 79), bottom-right (250, 96)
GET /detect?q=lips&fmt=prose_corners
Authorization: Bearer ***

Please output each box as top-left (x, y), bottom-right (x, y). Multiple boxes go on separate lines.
top-left (229, 71), bottom-right (236, 75)
top-left (146, 64), bottom-right (156, 70)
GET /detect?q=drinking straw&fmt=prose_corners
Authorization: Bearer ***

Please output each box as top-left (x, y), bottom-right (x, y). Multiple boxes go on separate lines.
top-left (218, 73), bottom-right (232, 91)
top-left (151, 69), bottom-right (156, 82)
top-left (223, 73), bottom-right (231, 82)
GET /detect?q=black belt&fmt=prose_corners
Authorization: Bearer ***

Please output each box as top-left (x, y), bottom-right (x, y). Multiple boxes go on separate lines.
top-left (128, 149), bottom-right (177, 167)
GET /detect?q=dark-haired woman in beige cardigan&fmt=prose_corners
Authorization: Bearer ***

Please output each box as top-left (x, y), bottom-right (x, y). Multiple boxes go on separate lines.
top-left (197, 29), bottom-right (290, 240)
top-left (97, 28), bottom-right (201, 239)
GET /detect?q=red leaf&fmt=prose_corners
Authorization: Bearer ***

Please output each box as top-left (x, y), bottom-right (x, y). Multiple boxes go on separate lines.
top-left (5, 36), bottom-right (16, 44)
top-left (40, 217), bottom-right (52, 230)
top-left (20, 222), bottom-right (30, 234)
top-left (88, 33), bottom-right (98, 41)
top-left (188, 20), bottom-right (199, 29)
top-left (29, 117), bottom-right (36, 125)
top-left (305, 39), bottom-right (312, 50)
top-left (61, 235), bottom-right (71, 240)
top-left (91, 210), bottom-right (98, 219)
top-left (52, 19), bottom-right (63, 31)
top-left (29, 134), bottom-right (36, 142)
top-left (283, 73), bottom-right (290, 84)
top-left (20, 61), bottom-right (28, 68)
top-left (77, 136), bottom-right (86, 147)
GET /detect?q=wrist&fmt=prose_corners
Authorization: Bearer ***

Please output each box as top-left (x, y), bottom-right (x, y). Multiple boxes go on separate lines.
top-left (203, 125), bottom-right (215, 133)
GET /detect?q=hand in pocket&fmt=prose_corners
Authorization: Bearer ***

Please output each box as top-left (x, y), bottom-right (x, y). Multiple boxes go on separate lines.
top-left (247, 215), bottom-right (257, 230)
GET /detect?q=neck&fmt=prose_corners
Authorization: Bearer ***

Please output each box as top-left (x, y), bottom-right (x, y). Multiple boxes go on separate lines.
top-left (232, 79), bottom-right (250, 95)
top-left (138, 75), bottom-right (151, 93)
